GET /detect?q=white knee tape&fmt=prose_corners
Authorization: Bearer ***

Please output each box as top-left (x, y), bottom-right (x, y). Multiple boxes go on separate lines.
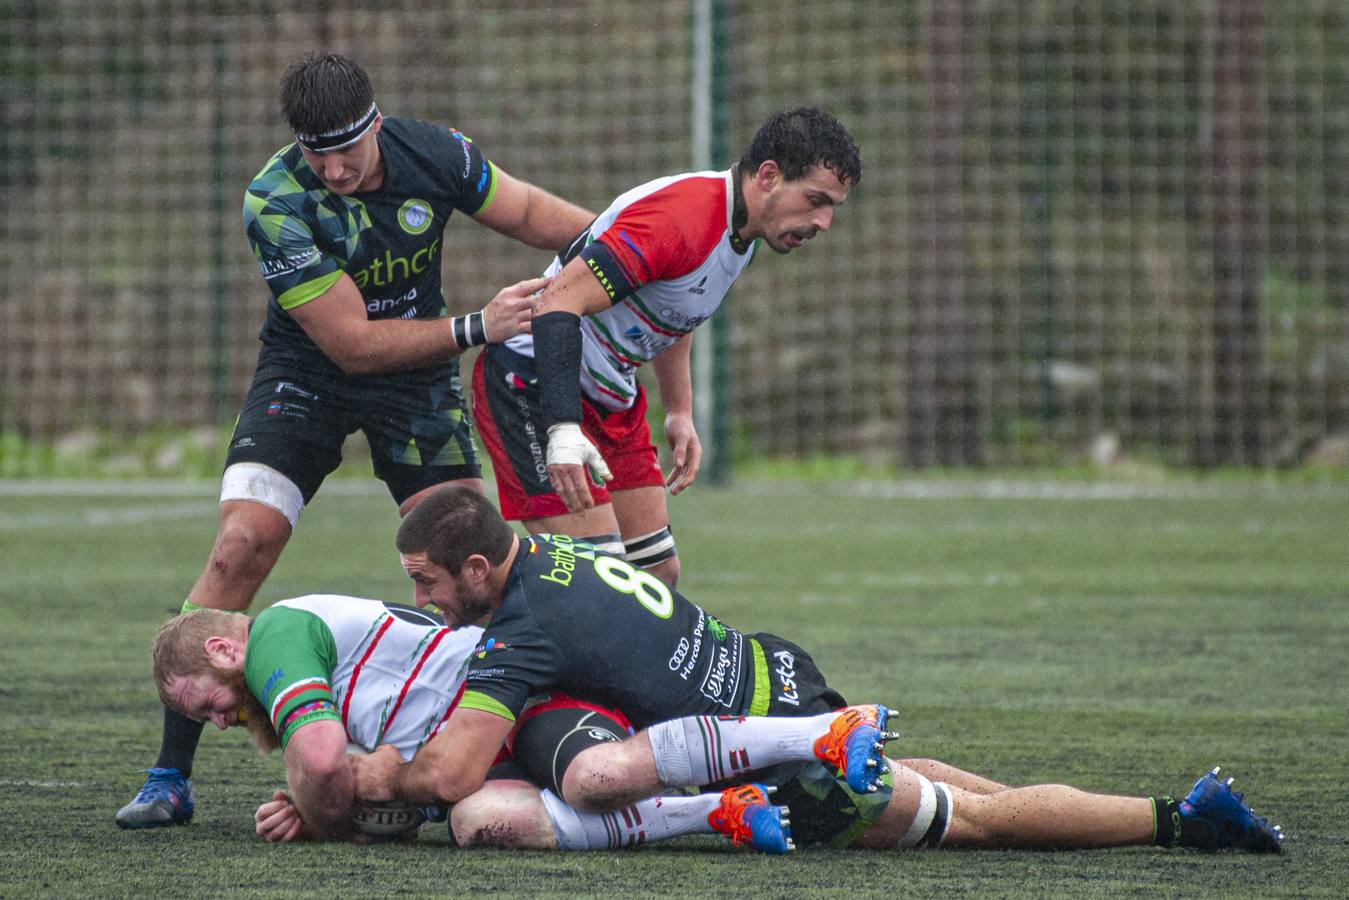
top-left (219, 463), bottom-right (305, 527)
top-left (898, 774), bottom-right (938, 848)
top-left (898, 776), bottom-right (954, 849)
top-left (624, 526), bottom-right (676, 568)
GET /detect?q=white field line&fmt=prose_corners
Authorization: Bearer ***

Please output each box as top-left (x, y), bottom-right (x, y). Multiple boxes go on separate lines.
top-left (3, 477), bottom-right (1342, 501)
top-left (0, 779), bottom-right (94, 788)
top-left (0, 479), bottom-right (385, 497)
top-left (0, 501), bottom-right (219, 530)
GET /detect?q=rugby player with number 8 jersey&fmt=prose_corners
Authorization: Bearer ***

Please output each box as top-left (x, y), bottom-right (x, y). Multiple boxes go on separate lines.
top-left (346, 486), bottom-right (1283, 854)
top-left (152, 596), bottom-right (799, 851)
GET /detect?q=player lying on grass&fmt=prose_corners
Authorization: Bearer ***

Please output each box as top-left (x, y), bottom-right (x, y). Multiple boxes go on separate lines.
top-left (152, 595), bottom-right (798, 850)
top-left (152, 594), bottom-right (1282, 855)
top-left (344, 485), bottom-right (1283, 853)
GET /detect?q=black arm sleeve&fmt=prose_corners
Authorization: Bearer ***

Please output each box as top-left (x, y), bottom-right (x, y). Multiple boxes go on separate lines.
top-left (533, 310), bottom-right (585, 427)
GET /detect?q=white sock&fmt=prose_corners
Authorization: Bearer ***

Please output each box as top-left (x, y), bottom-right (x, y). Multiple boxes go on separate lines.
top-left (646, 712), bottom-right (837, 786)
top-left (540, 789), bottom-right (721, 849)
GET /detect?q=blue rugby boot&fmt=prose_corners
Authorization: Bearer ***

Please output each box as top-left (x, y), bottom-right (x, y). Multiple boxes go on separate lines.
top-left (813, 704), bottom-right (898, 794)
top-left (115, 768), bottom-right (196, 829)
top-left (1178, 767), bottom-right (1284, 853)
top-left (708, 783), bottom-right (795, 854)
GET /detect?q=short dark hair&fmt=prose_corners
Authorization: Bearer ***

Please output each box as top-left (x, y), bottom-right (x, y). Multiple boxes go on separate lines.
top-left (396, 486), bottom-right (516, 575)
top-left (279, 52), bottom-right (375, 136)
top-left (739, 106), bottom-right (861, 187)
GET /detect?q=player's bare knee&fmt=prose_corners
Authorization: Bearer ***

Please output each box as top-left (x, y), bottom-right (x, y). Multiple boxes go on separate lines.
top-left (450, 794), bottom-right (543, 849)
top-left (644, 555), bottom-right (679, 587)
top-left (211, 514), bottom-right (288, 572)
top-left (855, 761), bottom-right (955, 850)
top-left (560, 738), bottom-right (646, 812)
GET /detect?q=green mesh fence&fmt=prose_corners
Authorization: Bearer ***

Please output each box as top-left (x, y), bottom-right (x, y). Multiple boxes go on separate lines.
top-left (2, 1), bottom-right (1347, 476)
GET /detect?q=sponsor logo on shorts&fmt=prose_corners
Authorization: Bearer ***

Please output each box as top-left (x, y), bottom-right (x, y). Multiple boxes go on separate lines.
top-left (397, 199), bottom-right (433, 235)
top-left (773, 649), bottom-right (801, 707)
top-left (513, 389), bottom-right (549, 486)
top-left (266, 400), bottom-right (310, 418)
top-left (687, 276), bottom-right (707, 295)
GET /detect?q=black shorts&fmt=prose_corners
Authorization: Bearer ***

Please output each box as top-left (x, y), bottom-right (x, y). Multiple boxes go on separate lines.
top-left (765, 760), bottom-right (895, 848)
top-left (752, 633), bottom-right (848, 716)
top-left (225, 359), bottom-right (479, 505)
top-left (749, 634), bottom-right (892, 847)
top-left (506, 693), bottom-right (635, 797)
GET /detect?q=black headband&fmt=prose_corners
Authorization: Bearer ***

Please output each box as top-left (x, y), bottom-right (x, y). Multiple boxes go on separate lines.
top-left (294, 103), bottom-right (379, 152)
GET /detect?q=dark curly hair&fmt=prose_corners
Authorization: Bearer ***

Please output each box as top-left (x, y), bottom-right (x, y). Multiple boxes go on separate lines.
top-left (739, 107), bottom-right (861, 186)
top-left (279, 52), bottom-right (375, 136)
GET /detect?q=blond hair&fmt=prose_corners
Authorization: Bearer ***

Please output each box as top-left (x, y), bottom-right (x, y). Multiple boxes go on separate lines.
top-left (151, 609), bottom-right (248, 706)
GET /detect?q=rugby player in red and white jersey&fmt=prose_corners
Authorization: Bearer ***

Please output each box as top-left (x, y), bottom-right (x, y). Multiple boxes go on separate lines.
top-left (472, 108), bottom-right (862, 587)
top-left (153, 597), bottom-right (796, 851)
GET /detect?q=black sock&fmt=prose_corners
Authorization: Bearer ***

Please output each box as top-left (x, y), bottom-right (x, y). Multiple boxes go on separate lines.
top-left (1151, 796), bottom-right (1181, 847)
top-left (1152, 795), bottom-right (1222, 850)
top-left (154, 706), bottom-right (205, 777)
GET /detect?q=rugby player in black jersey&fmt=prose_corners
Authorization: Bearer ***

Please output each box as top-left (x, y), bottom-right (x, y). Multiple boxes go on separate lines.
top-left (347, 486), bottom-right (1283, 854)
top-left (117, 53), bottom-right (594, 829)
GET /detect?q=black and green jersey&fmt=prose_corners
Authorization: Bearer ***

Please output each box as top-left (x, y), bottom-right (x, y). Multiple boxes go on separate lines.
top-left (460, 535), bottom-right (779, 729)
top-left (242, 117), bottom-right (498, 375)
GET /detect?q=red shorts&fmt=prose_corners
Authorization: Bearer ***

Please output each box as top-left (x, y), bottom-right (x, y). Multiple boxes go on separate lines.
top-left (472, 348), bottom-right (664, 521)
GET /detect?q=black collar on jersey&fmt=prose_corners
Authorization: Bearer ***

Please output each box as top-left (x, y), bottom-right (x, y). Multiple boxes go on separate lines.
top-left (294, 103), bottom-right (380, 153)
top-left (729, 163), bottom-right (752, 254)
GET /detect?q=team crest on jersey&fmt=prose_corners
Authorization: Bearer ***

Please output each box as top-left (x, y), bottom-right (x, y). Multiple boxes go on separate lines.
top-left (398, 198), bottom-right (433, 235)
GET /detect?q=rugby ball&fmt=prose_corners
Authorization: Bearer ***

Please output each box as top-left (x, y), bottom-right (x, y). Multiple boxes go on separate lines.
top-left (345, 742), bottom-right (426, 838)
top-left (351, 800), bottom-right (427, 838)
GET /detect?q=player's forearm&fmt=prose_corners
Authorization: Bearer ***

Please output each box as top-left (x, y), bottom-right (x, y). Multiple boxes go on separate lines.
top-left (288, 765), bottom-right (355, 840)
top-left (651, 335), bottom-right (694, 418)
top-left (394, 751), bottom-right (483, 806)
top-left (319, 317), bottom-right (466, 375)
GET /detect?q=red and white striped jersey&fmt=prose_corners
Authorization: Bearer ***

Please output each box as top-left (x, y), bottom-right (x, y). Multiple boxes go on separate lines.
top-left (243, 594), bottom-right (480, 758)
top-left (505, 168), bottom-right (756, 411)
